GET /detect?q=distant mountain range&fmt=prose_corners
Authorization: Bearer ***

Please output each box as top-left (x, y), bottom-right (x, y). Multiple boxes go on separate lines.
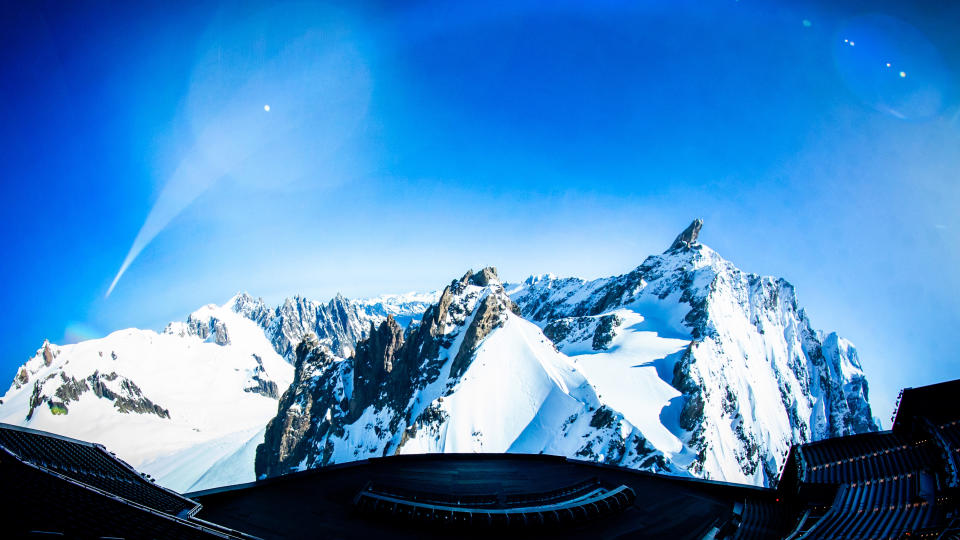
top-left (0, 220), bottom-right (878, 491)
top-left (0, 291), bottom-right (433, 492)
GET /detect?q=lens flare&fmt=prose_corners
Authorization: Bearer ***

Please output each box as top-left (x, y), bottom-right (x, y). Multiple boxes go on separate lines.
top-left (106, 8), bottom-right (371, 297)
top-left (834, 14), bottom-right (949, 120)
top-left (63, 321), bottom-right (104, 344)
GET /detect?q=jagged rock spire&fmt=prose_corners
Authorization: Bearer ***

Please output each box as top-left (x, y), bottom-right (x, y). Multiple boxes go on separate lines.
top-left (468, 267), bottom-right (499, 287)
top-left (668, 219), bottom-right (703, 251)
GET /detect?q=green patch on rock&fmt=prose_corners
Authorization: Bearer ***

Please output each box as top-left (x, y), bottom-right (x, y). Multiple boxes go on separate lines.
top-left (48, 402), bottom-right (68, 415)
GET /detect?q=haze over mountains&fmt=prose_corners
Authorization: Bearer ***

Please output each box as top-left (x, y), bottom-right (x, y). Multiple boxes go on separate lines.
top-left (0, 221), bottom-right (878, 491)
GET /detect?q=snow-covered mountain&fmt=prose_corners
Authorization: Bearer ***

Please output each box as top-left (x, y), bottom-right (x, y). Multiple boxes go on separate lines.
top-left (228, 290), bottom-right (437, 361)
top-left (0, 292), bottom-right (432, 492)
top-left (507, 219), bottom-right (877, 484)
top-left (256, 268), bottom-right (673, 480)
top-left (0, 300), bottom-right (292, 493)
top-left (255, 220), bottom-right (878, 486)
top-left (0, 219), bottom-right (878, 490)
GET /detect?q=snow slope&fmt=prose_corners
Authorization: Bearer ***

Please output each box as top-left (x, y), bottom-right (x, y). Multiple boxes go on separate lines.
top-left (0, 299), bottom-right (292, 492)
top-left (257, 268), bottom-right (684, 480)
top-left (0, 220), bottom-right (878, 490)
top-left (507, 222), bottom-right (878, 485)
top-left (0, 288), bottom-right (435, 492)
top-left (258, 221), bottom-right (878, 487)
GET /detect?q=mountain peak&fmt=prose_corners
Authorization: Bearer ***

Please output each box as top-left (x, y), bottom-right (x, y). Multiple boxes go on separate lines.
top-left (468, 267), bottom-right (500, 287)
top-left (668, 218), bottom-right (703, 252)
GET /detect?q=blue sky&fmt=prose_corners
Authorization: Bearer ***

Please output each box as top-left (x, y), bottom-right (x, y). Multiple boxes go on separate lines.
top-left (1, 0), bottom-right (958, 423)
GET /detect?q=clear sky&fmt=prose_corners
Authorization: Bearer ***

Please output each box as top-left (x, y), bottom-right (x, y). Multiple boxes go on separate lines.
top-left (2, 0), bottom-right (958, 425)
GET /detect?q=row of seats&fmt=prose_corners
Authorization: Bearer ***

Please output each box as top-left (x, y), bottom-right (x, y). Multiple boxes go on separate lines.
top-left (365, 482), bottom-right (499, 507)
top-left (733, 499), bottom-right (784, 540)
top-left (365, 478), bottom-right (603, 510)
top-left (937, 421), bottom-right (960, 471)
top-left (1, 456), bottom-right (234, 539)
top-left (927, 420), bottom-right (960, 487)
top-left (354, 484), bottom-right (636, 528)
top-left (799, 473), bottom-right (939, 539)
top-left (504, 479), bottom-right (602, 506)
top-left (938, 420), bottom-right (960, 447)
top-left (0, 427), bottom-right (130, 478)
top-left (804, 443), bottom-right (937, 484)
top-left (0, 426), bottom-right (197, 516)
top-left (800, 432), bottom-right (905, 471)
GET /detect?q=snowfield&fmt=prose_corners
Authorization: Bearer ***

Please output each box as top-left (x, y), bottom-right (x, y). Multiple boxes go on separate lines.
top-left (0, 301), bottom-right (293, 491)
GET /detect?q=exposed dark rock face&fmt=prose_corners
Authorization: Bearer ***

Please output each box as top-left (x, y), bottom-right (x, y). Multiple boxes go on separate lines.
top-left (212, 320), bottom-right (230, 346)
top-left (162, 291), bottom-right (433, 364)
top-left (230, 292), bottom-right (273, 327)
top-left (468, 267), bottom-right (499, 287)
top-left (668, 218), bottom-right (703, 251)
top-left (24, 369), bottom-right (170, 420)
top-left (450, 292), bottom-right (511, 379)
top-left (110, 378), bottom-right (171, 417)
top-left (54, 373), bottom-right (89, 403)
top-left (184, 315), bottom-right (231, 346)
top-left (244, 355), bottom-right (279, 399)
top-left (244, 378), bottom-right (279, 399)
top-left (509, 219), bottom-right (879, 484)
top-left (591, 314), bottom-right (622, 351)
top-left (350, 317), bottom-right (405, 419)
top-left (257, 336), bottom-right (339, 478)
top-left (256, 268), bottom-right (515, 479)
top-left (87, 370), bottom-right (119, 399)
top-left (14, 367), bottom-right (29, 389)
top-left (42, 341), bottom-right (56, 366)
top-left (261, 294), bottom-right (370, 360)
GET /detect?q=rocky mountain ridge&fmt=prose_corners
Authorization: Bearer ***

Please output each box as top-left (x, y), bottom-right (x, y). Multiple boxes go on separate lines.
top-left (257, 268), bottom-right (676, 479)
top-left (255, 220), bottom-right (878, 486)
top-left (0, 291), bottom-right (433, 492)
top-left (0, 220), bottom-right (878, 490)
top-left (507, 224), bottom-right (876, 484)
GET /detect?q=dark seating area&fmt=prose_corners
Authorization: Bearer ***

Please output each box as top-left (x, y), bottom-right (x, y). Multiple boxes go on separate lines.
top-left (4, 378), bottom-right (957, 539)
top-left (797, 473), bottom-right (940, 539)
top-left (504, 477), bottom-right (604, 506)
top-left (0, 455), bottom-right (226, 538)
top-left (353, 478), bottom-right (633, 528)
top-left (931, 419), bottom-right (960, 487)
top-left (0, 423), bottom-right (198, 517)
top-left (775, 379), bottom-right (960, 539)
top-left (801, 436), bottom-right (938, 485)
top-left (0, 429), bottom-right (252, 538)
top-left (732, 499), bottom-right (788, 540)
top-left (191, 453), bottom-right (749, 538)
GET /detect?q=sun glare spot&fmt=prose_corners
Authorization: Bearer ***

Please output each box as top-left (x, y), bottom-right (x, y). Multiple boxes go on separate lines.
top-left (264, 104), bottom-right (271, 112)
top-left (899, 71), bottom-right (906, 78)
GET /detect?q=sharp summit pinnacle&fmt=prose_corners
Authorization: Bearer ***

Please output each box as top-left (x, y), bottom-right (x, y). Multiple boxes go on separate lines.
top-left (668, 218), bottom-right (703, 252)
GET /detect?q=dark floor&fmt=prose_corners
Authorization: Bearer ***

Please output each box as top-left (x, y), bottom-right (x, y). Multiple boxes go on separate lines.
top-left (189, 454), bottom-right (772, 539)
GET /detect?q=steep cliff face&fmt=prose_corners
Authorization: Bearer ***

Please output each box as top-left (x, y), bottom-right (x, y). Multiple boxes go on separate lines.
top-left (257, 221), bottom-right (878, 487)
top-left (227, 291), bottom-right (436, 361)
top-left (509, 221), bottom-right (879, 485)
top-left (1, 220), bottom-right (879, 490)
top-left (256, 268), bottom-right (678, 480)
top-left (228, 293), bottom-right (368, 360)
